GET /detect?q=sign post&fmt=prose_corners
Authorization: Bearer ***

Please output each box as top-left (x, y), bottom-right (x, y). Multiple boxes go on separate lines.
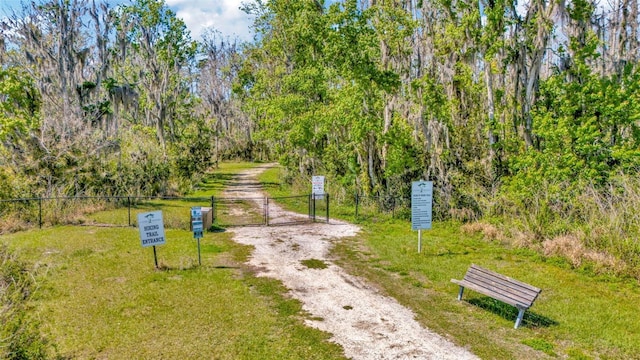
top-left (411, 181), bottom-right (433, 253)
top-left (191, 207), bottom-right (203, 266)
top-left (137, 210), bottom-right (166, 268)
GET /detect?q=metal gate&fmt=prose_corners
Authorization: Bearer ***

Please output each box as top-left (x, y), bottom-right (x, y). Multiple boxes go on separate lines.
top-left (211, 194), bottom-right (329, 227)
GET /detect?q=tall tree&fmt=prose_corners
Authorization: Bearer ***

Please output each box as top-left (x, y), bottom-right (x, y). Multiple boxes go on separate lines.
top-left (114, 0), bottom-right (197, 148)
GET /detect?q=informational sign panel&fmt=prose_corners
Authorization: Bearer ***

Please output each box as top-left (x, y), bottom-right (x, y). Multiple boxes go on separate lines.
top-left (191, 206), bottom-right (203, 239)
top-left (411, 181), bottom-right (433, 230)
top-left (312, 175), bottom-right (325, 199)
top-left (138, 211), bottom-right (166, 247)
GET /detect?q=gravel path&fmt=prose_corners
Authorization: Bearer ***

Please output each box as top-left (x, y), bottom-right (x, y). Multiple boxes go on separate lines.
top-left (226, 164), bottom-right (478, 360)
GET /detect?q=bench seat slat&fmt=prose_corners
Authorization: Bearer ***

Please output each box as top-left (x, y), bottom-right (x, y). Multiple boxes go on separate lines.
top-left (452, 279), bottom-right (530, 309)
top-left (463, 272), bottom-right (539, 306)
top-left (464, 271), bottom-right (539, 301)
top-left (469, 264), bottom-right (541, 293)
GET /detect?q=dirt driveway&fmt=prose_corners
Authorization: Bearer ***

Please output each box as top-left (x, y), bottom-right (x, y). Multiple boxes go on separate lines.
top-left (226, 164), bottom-right (478, 360)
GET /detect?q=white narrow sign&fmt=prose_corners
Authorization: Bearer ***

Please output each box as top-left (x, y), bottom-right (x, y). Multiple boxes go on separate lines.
top-left (138, 210), bottom-right (166, 247)
top-left (412, 180), bottom-right (433, 253)
top-left (411, 181), bottom-right (433, 230)
top-left (312, 175), bottom-right (325, 199)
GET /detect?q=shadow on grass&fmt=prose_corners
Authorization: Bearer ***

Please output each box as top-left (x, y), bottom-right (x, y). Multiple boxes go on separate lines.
top-left (196, 172), bottom-right (236, 192)
top-left (208, 225), bottom-right (227, 232)
top-left (155, 264), bottom-right (240, 271)
top-left (261, 181), bottom-right (281, 189)
top-left (467, 297), bottom-right (558, 329)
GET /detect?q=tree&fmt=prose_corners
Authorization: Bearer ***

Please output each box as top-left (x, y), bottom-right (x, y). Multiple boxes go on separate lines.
top-left (114, 0), bottom-right (198, 148)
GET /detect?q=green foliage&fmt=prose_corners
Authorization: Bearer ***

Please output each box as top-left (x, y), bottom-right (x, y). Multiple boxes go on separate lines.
top-left (507, 67), bottom-right (640, 197)
top-left (0, 68), bottom-right (41, 141)
top-left (169, 113), bottom-right (216, 192)
top-left (0, 245), bottom-right (50, 359)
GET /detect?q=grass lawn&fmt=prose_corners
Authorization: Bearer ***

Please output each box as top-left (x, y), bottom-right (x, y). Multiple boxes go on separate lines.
top-left (1, 162), bottom-right (346, 359)
top-left (258, 165), bottom-right (640, 360)
top-left (4, 162), bottom-right (640, 359)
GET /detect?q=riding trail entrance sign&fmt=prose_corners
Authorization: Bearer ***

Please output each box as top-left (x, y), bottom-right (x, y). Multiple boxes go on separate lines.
top-left (137, 210), bottom-right (166, 268)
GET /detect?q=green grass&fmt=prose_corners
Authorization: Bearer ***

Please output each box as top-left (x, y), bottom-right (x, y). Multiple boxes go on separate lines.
top-left (6, 162), bottom-right (640, 359)
top-left (0, 162), bottom-right (346, 359)
top-left (4, 227), bottom-right (344, 359)
top-left (301, 258), bottom-right (329, 270)
top-left (191, 161), bottom-right (263, 198)
top-left (259, 165), bottom-right (640, 360)
top-left (90, 162), bottom-right (264, 228)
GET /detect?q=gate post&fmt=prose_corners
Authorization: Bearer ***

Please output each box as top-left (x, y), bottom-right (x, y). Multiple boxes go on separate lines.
top-left (326, 194), bottom-right (330, 223)
top-left (211, 196), bottom-right (216, 222)
top-left (355, 193), bottom-right (359, 219)
top-left (313, 195), bottom-right (316, 222)
top-left (39, 197), bottom-right (42, 229)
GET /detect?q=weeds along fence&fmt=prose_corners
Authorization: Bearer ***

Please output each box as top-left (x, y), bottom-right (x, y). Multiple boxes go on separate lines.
top-left (0, 196), bottom-right (215, 231)
top-left (0, 194), bottom-right (331, 231)
top-left (0, 192), bottom-right (411, 232)
top-left (353, 194), bottom-right (411, 220)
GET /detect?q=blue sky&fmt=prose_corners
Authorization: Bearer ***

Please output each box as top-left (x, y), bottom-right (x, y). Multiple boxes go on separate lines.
top-left (0, 0), bottom-right (256, 42)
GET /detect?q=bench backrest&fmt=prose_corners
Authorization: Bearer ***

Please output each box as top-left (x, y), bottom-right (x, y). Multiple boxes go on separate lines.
top-left (464, 264), bottom-right (541, 308)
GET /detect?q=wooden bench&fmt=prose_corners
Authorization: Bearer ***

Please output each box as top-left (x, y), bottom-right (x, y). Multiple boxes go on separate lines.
top-left (451, 264), bottom-right (542, 329)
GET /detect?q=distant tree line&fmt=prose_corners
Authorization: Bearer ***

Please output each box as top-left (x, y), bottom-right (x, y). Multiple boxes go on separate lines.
top-left (0, 0), bottom-right (251, 199)
top-left (236, 0), bottom-right (640, 273)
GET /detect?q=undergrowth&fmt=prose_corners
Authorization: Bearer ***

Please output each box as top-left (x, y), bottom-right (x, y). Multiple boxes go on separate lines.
top-left (0, 245), bottom-right (52, 359)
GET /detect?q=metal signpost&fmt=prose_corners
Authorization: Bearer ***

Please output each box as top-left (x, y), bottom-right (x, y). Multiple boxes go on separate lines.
top-left (411, 181), bottom-right (433, 253)
top-left (191, 207), bottom-right (203, 266)
top-left (137, 210), bottom-right (166, 268)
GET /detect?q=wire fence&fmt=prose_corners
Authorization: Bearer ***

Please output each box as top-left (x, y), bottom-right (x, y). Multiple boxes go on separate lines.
top-left (0, 190), bottom-right (416, 232)
top-left (0, 194), bottom-right (332, 231)
top-left (0, 196), bottom-right (214, 230)
top-left (353, 194), bottom-right (411, 220)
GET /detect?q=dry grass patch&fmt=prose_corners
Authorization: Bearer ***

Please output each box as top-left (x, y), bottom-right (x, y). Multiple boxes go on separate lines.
top-left (461, 222), bottom-right (502, 241)
top-left (542, 234), bottom-right (627, 275)
top-left (0, 215), bottom-right (31, 234)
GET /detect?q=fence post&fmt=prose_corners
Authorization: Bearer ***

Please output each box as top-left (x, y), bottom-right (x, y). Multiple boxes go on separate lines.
top-left (127, 197), bottom-right (131, 226)
top-left (392, 197), bottom-right (396, 218)
top-left (355, 193), bottom-right (359, 218)
top-left (38, 197), bottom-right (42, 229)
top-left (211, 196), bottom-right (216, 222)
top-left (326, 194), bottom-right (330, 223)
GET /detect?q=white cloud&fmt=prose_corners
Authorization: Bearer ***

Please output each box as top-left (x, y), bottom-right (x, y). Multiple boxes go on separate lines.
top-left (166, 0), bottom-right (255, 42)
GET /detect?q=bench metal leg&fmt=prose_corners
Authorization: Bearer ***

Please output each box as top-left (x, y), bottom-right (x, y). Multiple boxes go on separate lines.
top-left (514, 308), bottom-right (526, 329)
top-left (457, 286), bottom-right (465, 301)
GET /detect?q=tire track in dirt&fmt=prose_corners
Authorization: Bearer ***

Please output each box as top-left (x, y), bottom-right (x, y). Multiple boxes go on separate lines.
top-left (225, 164), bottom-right (478, 360)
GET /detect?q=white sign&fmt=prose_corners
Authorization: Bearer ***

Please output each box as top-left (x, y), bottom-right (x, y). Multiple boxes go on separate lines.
top-left (137, 211), bottom-right (166, 247)
top-left (411, 181), bottom-right (433, 230)
top-left (312, 175), bottom-right (325, 199)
